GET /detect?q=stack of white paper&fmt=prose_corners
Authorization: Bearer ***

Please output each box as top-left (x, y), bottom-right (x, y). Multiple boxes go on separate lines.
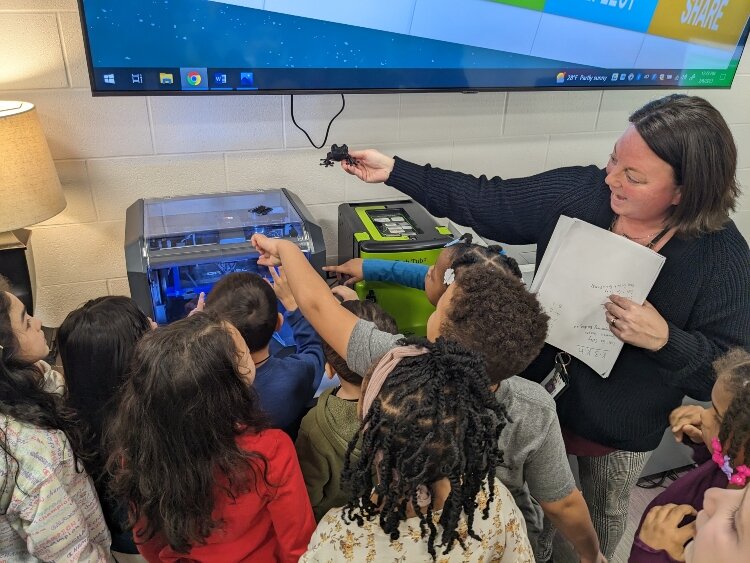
top-left (530, 216), bottom-right (666, 378)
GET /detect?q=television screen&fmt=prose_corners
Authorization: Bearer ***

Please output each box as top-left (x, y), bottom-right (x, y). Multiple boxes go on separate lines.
top-left (79, 0), bottom-right (750, 95)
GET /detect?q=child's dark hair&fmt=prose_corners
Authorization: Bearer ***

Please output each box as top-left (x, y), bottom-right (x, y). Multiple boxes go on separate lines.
top-left (440, 246), bottom-right (548, 384)
top-left (105, 313), bottom-right (271, 553)
top-left (444, 235), bottom-right (524, 281)
top-left (715, 348), bottom-right (750, 465)
top-left (206, 272), bottom-right (277, 352)
top-left (324, 300), bottom-right (398, 385)
top-left (58, 296), bottom-right (152, 480)
top-left (342, 337), bottom-right (507, 559)
top-left (0, 279), bottom-right (90, 509)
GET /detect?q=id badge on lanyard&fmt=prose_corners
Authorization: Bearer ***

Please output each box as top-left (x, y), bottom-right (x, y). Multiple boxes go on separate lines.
top-left (540, 352), bottom-right (571, 400)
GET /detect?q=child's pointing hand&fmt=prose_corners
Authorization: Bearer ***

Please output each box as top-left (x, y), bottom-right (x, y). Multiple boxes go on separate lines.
top-left (251, 233), bottom-right (283, 266)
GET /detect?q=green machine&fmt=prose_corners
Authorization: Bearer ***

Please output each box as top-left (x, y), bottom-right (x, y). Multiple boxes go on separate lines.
top-left (337, 199), bottom-right (454, 336)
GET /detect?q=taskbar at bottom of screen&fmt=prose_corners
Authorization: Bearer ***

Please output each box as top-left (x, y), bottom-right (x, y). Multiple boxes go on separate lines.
top-left (91, 67), bottom-right (736, 92)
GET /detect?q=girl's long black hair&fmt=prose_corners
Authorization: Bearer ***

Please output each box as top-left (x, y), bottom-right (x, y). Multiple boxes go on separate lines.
top-left (0, 284), bottom-right (89, 510)
top-left (342, 336), bottom-right (507, 559)
top-left (105, 313), bottom-right (271, 553)
top-left (58, 296), bottom-right (152, 480)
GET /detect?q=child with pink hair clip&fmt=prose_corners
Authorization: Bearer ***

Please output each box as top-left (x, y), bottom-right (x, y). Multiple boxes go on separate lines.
top-left (631, 348), bottom-right (750, 562)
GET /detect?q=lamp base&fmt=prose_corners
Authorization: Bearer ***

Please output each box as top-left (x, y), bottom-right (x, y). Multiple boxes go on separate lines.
top-left (0, 231), bottom-right (34, 315)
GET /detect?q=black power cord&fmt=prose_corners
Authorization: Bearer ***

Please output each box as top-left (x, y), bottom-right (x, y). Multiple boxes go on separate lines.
top-left (290, 93), bottom-right (346, 149)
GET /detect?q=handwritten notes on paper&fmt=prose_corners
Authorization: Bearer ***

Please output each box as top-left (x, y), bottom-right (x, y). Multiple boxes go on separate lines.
top-left (530, 216), bottom-right (665, 377)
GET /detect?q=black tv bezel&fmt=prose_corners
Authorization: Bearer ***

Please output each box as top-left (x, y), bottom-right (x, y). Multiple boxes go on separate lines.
top-left (77, 0), bottom-right (750, 97)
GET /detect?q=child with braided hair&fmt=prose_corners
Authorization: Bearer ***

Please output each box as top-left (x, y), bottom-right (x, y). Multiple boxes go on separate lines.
top-left (325, 238), bottom-right (603, 563)
top-left (630, 347), bottom-right (750, 562)
top-left (253, 234), bottom-right (602, 561)
top-left (301, 337), bottom-right (533, 562)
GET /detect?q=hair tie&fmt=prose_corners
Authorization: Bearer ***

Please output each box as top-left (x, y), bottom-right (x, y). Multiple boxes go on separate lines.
top-left (443, 233), bottom-right (473, 248)
top-left (416, 484), bottom-right (432, 508)
top-left (712, 437), bottom-right (750, 486)
top-left (361, 345), bottom-right (429, 421)
top-left (443, 268), bottom-right (455, 286)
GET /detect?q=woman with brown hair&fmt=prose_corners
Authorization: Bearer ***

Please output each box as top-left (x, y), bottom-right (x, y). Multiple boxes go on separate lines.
top-left (339, 94), bottom-right (750, 560)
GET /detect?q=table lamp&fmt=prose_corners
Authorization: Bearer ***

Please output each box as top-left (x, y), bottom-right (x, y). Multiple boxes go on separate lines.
top-left (0, 101), bottom-right (66, 314)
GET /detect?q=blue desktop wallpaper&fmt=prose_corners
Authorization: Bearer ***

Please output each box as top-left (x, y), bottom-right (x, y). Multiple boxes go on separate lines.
top-left (82, 0), bottom-right (566, 69)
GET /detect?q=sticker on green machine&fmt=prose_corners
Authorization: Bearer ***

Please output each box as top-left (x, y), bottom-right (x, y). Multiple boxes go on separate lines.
top-left (355, 206), bottom-right (415, 241)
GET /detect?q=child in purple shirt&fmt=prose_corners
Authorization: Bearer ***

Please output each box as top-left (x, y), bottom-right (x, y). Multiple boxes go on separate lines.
top-left (631, 348), bottom-right (750, 562)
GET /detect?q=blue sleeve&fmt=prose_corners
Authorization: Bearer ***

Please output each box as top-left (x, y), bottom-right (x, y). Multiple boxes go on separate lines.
top-left (285, 308), bottom-right (326, 394)
top-left (362, 259), bottom-right (429, 290)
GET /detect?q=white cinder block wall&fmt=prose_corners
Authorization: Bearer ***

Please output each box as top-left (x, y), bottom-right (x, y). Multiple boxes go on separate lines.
top-left (1, 0), bottom-right (749, 326)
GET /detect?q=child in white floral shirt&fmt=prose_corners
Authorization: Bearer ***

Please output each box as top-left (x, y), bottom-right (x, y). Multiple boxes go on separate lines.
top-left (300, 339), bottom-right (533, 563)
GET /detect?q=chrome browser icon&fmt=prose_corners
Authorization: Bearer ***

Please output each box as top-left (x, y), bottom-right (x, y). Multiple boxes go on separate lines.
top-left (180, 68), bottom-right (208, 90)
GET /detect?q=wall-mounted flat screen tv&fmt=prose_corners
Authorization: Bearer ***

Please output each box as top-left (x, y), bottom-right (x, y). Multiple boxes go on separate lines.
top-left (79, 0), bottom-right (750, 95)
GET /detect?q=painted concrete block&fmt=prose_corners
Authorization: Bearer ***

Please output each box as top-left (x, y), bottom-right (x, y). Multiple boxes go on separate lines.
top-left (150, 95), bottom-right (284, 154)
top-left (1, 89), bottom-right (153, 159)
top-left (0, 0), bottom-right (77, 8)
top-left (505, 90), bottom-right (600, 136)
top-left (691, 76), bottom-right (750, 125)
top-left (736, 168), bottom-right (750, 212)
top-left (87, 153), bottom-right (226, 221)
top-left (107, 277), bottom-right (132, 297)
top-left (37, 160), bottom-right (97, 226)
top-left (34, 280), bottom-right (109, 327)
top-left (398, 92), bottom-right (504, 142)
top-left (226, 148), bottom-right (347, 205)
top-left (0, 13), bottom-right (68, 89)
top-left (453, 136), bottom-right (550, 179)
top-left (732, 124), bottom-right (750, 170)
top-left (58, 11), bottom-right (90, 89)
top-left (732, 210), bottom-right (750, 244)
top-left (546, 131), bottom-right (620, 171)
top-left (30, 221), bottom-right (126, 286)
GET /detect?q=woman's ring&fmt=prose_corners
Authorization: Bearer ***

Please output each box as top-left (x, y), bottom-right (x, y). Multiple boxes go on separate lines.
top-left (610, 317), bottom-right (617, 327)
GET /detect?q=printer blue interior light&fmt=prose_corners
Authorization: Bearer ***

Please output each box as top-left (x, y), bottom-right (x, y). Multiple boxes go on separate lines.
top-left (125, 189), bottom-right (325, 346)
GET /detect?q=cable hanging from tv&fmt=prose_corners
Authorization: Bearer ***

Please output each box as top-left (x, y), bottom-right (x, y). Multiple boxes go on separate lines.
top-left (290, 94), bottom-right (345, 150)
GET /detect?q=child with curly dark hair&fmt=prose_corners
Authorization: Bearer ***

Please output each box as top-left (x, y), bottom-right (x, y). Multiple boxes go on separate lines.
top-left (631, 347), bottom-right (750, 562)
top-left (295, 299), bottom-right (398, 522)
top-left (106, 313), bottom-right (315, 562)
top-left (325, 240), bottom-right (603, 562)
top-left (251, 234), bottom-right (546, 385)
top-left (301, 337), bottom-right (532, 561)
top-left (0, 277), bottom-right (112, 561)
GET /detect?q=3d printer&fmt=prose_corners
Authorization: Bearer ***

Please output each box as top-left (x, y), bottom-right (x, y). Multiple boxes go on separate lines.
top-left (338, 199), bottom-right (454, 336)
top-left (125, 189), bottom-right (325, 340)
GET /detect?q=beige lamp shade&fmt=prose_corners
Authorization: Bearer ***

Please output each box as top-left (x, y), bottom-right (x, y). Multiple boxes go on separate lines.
top-left (0, 101), bottom-right (66, 232)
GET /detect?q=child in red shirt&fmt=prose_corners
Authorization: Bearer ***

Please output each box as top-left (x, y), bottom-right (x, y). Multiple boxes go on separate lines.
top-left (106, 313), bottom-right (315, 562)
